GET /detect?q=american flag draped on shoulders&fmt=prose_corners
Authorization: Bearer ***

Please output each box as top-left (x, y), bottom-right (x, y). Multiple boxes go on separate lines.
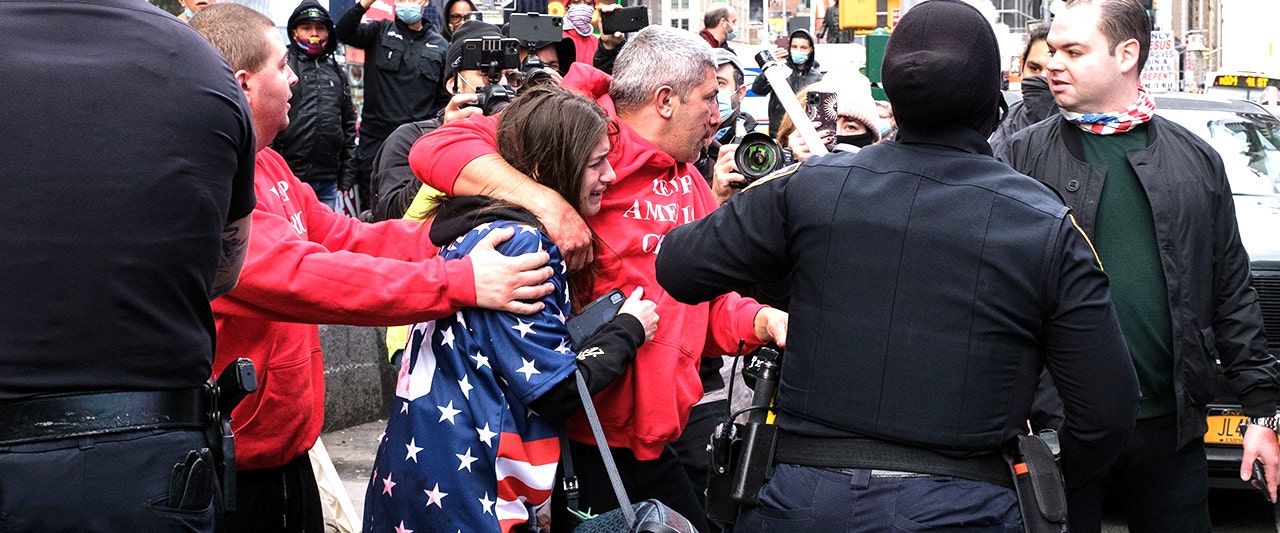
top-left (364, 220), bottom-right (578, 533)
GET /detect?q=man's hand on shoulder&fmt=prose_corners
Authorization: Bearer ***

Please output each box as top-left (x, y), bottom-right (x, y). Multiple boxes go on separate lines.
top-left (469, 226), bottom-right (555, 314)
top-left (529, 194), bottom-right (593, 271)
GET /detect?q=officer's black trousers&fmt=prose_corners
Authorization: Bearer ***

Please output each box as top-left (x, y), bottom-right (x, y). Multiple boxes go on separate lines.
top-left (0, 428), bottom-right (218, 531)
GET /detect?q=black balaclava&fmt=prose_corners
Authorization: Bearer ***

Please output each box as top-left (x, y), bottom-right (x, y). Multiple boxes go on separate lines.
top-left (881, 0), bottom-right (1003, 138)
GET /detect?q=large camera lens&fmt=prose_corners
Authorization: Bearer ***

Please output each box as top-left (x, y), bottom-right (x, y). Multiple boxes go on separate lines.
top-left (734, 132), bottom-right (786, 183)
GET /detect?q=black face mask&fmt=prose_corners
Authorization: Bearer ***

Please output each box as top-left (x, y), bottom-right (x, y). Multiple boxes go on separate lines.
top-left (835, 131), bottom-right (876, 148)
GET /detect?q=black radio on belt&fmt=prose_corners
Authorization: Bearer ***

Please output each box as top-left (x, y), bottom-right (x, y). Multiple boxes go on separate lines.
top-left (705, 344), bottom-right (783, 527)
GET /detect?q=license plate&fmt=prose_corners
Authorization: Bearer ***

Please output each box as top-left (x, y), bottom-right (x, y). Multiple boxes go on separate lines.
top-left (1205, 412), bottom-right (1246, 445)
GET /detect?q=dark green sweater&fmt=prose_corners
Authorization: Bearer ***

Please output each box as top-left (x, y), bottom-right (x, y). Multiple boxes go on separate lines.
top-left (1082, 125), bottom-right (1176, 419)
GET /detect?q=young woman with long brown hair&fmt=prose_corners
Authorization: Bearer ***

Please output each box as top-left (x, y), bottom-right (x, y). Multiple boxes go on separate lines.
top-left (364, 85), bottom-right (659, 533)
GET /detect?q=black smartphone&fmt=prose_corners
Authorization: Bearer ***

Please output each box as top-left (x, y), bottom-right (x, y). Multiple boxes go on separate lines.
top-left (508, 13), bottom-right (565, 43)
top-left (805, 90), bottom-right (839, 146)
top-left (566, 289), bottom-right (626, 346)
top-left (465, 11), bottom-right (483, 22)
top-left (601, 5), bottom-right (649, 35)
top-left (1250, 458), bottom-right (1273, 503)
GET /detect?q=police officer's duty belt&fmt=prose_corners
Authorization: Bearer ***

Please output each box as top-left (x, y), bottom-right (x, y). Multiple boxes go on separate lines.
top-left (0, 388), bottom-right (211, 445)
top-left (774, 433), bottom-right (1014, 490)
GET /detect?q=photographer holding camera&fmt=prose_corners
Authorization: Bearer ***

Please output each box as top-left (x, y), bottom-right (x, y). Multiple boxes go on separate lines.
top-left (656, 1), bottom-right (1138, 530)
top-left (370, 20), bottom-right (520, 222)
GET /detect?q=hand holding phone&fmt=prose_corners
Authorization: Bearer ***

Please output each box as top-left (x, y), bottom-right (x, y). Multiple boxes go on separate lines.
top-left (617, 287), bottom-right (658, 342)
top-left (566, 289), bottom-right (626, 346)
top-left (805, 90), bottom-right (839, 147)
top-left (601, 5), bottom-right (649, 35)
top-left (1250, 458), bottom-right (1273, 503)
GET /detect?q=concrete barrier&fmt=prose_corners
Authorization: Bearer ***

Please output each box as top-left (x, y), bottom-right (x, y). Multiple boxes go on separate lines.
top-left (319, 325), bottom-right (397, 432)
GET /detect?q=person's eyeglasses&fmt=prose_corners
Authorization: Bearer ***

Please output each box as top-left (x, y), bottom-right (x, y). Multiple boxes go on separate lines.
top-left (448, 13), bottom-right (467, 21)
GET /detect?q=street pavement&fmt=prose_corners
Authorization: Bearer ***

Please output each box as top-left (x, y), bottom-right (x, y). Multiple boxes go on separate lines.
top-left (319, 419), bottom-right (387, 532)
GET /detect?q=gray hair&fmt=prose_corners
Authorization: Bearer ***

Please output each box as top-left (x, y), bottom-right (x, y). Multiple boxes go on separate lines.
top-left (610, 25), bottom-right (716, 116)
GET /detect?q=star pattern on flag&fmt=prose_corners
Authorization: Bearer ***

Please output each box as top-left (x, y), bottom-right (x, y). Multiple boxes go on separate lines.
top-left (517, 358), bottom-right (541, 381)
top-left (368, 220), bottom-right (577, 532)
top-left (458, 375), bottom-right (473, 399)
top-left (405, 438), bottom-right (423, 462)
top-left (438, 400), bottom-right (461, 424)
top-left (476, 423), bottom-right (497, 447)
top-left (441, 326), bottom-right (456, 349)
top-left (425, 483), bottom-right (448, 508)
top-left (554, 338), bottom-right (571, 355)
top-left (471, 351), bottom-right (490, 370)
top-left (456, 447), bottom-right (478, 471)
top-left (511, 319), bottom-right (535, 338)
top-left (381, 471), bottom-right (397, 496)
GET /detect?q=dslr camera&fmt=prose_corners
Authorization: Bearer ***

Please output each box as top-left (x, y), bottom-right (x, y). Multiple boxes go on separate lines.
top-left (459, 36), bottom-right (521, 115)
top-left (732, 132), bottom-right (795, 186)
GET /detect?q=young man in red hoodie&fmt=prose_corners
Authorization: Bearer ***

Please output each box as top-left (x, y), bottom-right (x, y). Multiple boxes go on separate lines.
top-left (191, 5), bottom-right (557, 532)
top-left (408, 24), bottom-right (788, 530)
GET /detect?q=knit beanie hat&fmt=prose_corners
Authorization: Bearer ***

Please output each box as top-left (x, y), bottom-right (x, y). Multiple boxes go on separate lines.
top-left (445, 20), bottom-right (505, 81)
top-left (834, 73), bottom-right (882, 143)
top-left (881, 0), bottom-right (1002, 136)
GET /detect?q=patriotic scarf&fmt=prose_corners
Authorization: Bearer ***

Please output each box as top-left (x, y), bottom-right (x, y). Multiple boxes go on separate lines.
top-left (1061, 85), bottom-right (1156, 135)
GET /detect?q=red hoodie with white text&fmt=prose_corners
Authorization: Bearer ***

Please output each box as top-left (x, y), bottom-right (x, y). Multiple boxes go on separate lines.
top-left (408, 64), bottom-right (765, 460)
top-left (212, 148), bottom-right (477, 470)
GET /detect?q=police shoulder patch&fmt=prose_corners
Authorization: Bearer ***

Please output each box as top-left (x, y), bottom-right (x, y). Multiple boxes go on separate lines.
top-left (743, 162), bottom-right (802, 191)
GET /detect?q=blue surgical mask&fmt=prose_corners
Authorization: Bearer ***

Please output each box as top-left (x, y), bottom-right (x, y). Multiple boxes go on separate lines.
top-left (790, 50), bottom-right (809, 65)
top-left (717, 89), bottom-right (735, 121)
top-left (726, 25), bottom-right (738, 41)
top-left (183, 7), bottom-right (195, 18)
top-left (877, 118), bottom-right (892, 137)
top-left (396, 3), bottom-right (423, 24)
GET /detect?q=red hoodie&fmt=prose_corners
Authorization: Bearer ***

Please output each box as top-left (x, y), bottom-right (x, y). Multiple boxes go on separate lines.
top-left (212, 149), bottom-right (477, 470)
top-left (408, 64), bottom-right (765, 460)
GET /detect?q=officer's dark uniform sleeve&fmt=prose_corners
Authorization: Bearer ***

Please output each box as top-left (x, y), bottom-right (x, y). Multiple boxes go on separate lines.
top-left (657, 171), bottom-right (794, 304)
top-left (1040, 215), bottom-right (1138, 530)
top-left (227, 92), bottom-right (257, 221)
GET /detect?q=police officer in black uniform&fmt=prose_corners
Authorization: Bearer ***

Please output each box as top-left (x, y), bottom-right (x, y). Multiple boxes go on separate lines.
top-left (654, 1), bottom-right (1139, 530)
top-left (0, 0), bottom-right (256, 530)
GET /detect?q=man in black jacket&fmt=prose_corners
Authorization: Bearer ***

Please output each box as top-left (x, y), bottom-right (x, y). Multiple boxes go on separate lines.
top-left (997, 0), bottom-right (1280, 530)
top-left (368, 20), bottom-right (511, 222)
top-left (336, 0), bottom-right (451, 210)
top-left (751, 28), bottom-right (821, 137)
top-left (655, 1), bottom-right (1139, 530)
top-left (272, 0), bottom-right (357, 211)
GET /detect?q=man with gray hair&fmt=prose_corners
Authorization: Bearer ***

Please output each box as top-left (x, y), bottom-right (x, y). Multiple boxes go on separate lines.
top-left (409, 24), bottom-right (789, 531)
